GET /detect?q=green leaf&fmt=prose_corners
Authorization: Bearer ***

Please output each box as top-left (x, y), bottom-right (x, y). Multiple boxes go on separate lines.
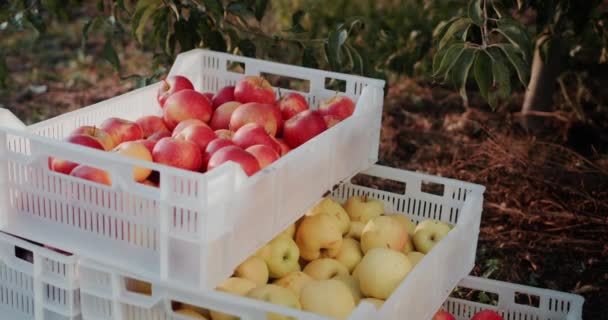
top-left (254, 0), bottom-right (268, 21)
top-left (132, 0), bottom-right (162, 44)
top-left (433, 17), bottom-right (458, 39)
top-left (237, 39), bottom-right (256, 57)
top-left (174, 19), bottom-right (198, 51)
top-left (496, 43), bottom-right (530, 88)
top-left (496, 18), bottom-right (532, 62)
top-left (474, 50), bottom-right (492, 102)
top-left (468, 0), bottom-right (483, 26)
top-left (102, 40), bottom-right (121, 73)
top-left (433, 45), bottom-right (449, 75)
top-left (439, 18), bottom-right (472, 50)
top-left (490, 0), bottom-right (505, 18)
top-left (0, 52), bottom-right (7, 87)
top-left (347, 44), bottom-right (364, 75)
top-left (433, 42), bottom-right (465, 80)
top-left (489, 48), bottom-right (511, 100)
top-left (327, 28), bottom-right (348, 70)
top-left (450, 48), bottom-right (476, 105)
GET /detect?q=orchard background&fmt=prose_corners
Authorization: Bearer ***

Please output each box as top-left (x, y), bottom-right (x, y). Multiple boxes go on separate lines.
top-left (1, 1), bottom-right (606, 318)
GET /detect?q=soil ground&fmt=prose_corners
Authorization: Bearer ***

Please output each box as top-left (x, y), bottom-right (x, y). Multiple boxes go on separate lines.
top-left (1, 21), bottom-right (607, 320)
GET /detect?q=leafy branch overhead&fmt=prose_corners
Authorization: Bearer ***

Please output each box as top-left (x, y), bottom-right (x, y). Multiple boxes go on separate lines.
top-left (432, 0), bottom-right (532, 108)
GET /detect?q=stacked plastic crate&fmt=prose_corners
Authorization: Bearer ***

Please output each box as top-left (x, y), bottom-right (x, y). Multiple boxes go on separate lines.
top-left (0, 49), bottom-right (584, 320)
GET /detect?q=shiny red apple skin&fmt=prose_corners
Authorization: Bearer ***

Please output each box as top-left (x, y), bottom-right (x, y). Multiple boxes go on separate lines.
top-left (157, 75), bottom-right (194, 108)
top-left (203, 138), bottom-right (236, 169)
top-left (471, 310), bottom-right (504, 320)
top-left (229, 102), bottom-right (281, 136)
top-left (172, 119), bottom-right (207, 137)
top-left (207, 145), bottom-right (260, 176)
top-left (282, 110), bottom-right (327, 148)
top-left (163, 89), bottom-right (212, 130)
top-left (147, 130), bottom-right (171, 142)
top-left (152, 137), bottom-right (203, 172)
top-left (232, 123), bottom-right (280, 153)
top-left (174, 123), bottom-right (217, 153)
top-left (135, 115), bottom-right (170, 138)
top-left (318, 95), bottom-right (356, 121)
top-left (234, 76), bottom-right (276, 104)
top-left (100, 117), bottom-right (144, 146)
top-left (211, 86), bottom-right (235, 110)
top-left (70, 164), bottom-right (112, 186)
top-left (432, 311), bottom-right (456, 320)
top-left (323, 114), bottom-right (341, 129)
top-left (214, 129), bottom-right (233, 140)
top-left (210, 101), bottom-right (240, 130)
top-left (71, 126), bottom-right (116, 150)
top-left (49, 134), bottom-right (105, 174)
top-left (277, 92), bottom-right (308, 120)
top-left (246, 145), bottom-right (280, 169)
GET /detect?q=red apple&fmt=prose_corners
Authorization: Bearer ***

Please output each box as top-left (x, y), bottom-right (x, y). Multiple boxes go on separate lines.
top-left (323, 114), bottom-right (341, 129)
top-left (157, 75), bottom-right (194, 108)
top-left (229, 102), bottom-right (281, 136)
top-left (283, 110), bottom-right (327, 148)
top-left (318, 95), bottom-right (356, 121)
top-left (135, 139), bottom-right (156, 154)
top-left (273, 137), bottom-right (291, 156)
top-left (70, 164), bottom-right (111, 186)
top-left (163, 89), bottom-right (213, 130)
top-left (71, 126), bottom-right (115, 150)
top-left (432, 311), bottom-right (456, 320)
top-left (214, 129), bottom-right (233, 140)
top-left (232, 123), bottom-right (280, 153)
top-left (471, 310), bottom-right (504, 320)
top-left (212, 86), bottom-right (235, 110)
top-left (147, 131), bottom-right (171, 142)
top-left (174, 124), bottom-right (217, 153)
top-left (202, 92), bottom-right (214, 102)
top-left (172, 119), bottom-right (207, 137)
top-left (234, 75), bottom-right (275, 104)
top-left (111, 141), bottom-right (153, 182)
top-left (135, 115), bottom-right (170, 138)
top-left (100, 117), bottom-right (144, 146)
top-left (210, 101), bottom-right (241, 130)
top-left (152, 137), bottom-right (202, 172)
top-left (246, 145), bottom-right (280, 169)
top-left (49, 134), bottom-right (105, 174)
top-left (277, 92), bottom-right (308, 120)
top-left (207, 145), bottom-right (260, 176)
top-left (203, 138), bottom-right (236, 169)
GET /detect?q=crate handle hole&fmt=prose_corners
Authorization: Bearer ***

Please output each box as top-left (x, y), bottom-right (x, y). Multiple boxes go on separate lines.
top-left (350, 174), bottom-right (406, 195)
top-left (227, 60), bottom-right (245, 74)
top-left (450, 286), bottom-right (499, 306)
top-left (325, 77), bottom-right (347, 93)
top-left (125, 277), bottom-right (152, 296)
top-left (171, 301), bottom-right (210, 319)
top-left (14, 246), bottom-right (34, 264)
top-left (514, 292), bottom-right (540, 308)
top-left (421, 181), bottom-right (445, 197)
top-left (260, 72), bottom-right (310, 94)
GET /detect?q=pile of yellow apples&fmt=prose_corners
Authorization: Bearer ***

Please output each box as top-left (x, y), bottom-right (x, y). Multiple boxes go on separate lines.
top-left (169, 195), bottom-right (454, 320)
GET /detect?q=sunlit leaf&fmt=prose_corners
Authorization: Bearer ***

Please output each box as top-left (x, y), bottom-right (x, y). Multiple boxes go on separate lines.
top-left (439, 18), bottom-right (472, 50)
top-left (133, 0), bottom-right (162, 44)
top-left (433, 41), bottom-right (465, 80)
top-left (450, 48), bottom-right (476, 105)
top-left (327, 28), bottom-right (348, 70)
top-left (496, 18), bottom-right (532, 61)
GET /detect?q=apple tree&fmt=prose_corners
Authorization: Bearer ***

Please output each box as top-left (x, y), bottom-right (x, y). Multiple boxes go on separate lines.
top-left (434, 0), bottom-right (605, 129)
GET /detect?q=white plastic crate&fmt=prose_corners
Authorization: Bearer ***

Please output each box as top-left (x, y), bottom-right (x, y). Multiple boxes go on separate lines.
top-left (0, 231), bottom-right (81, 320)
top-left (0, 49), bottom-right (385, 290)
top-left (78, 164), bottom-right (485, 320)
top-left (442, 276), bottom-right (584, 320)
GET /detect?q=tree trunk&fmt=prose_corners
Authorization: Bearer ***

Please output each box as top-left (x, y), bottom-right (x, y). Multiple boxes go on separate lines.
top-left (521, 36), bottom-right (564, 131)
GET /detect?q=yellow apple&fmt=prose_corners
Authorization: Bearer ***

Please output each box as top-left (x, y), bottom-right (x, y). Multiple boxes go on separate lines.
top-left (175, 308), bottom-right (208, 319)
top-left (332, 274), bottom-right (362, 303)
top-left (307, 197), bottom-right (351, 235)
top-left (256, 236), bottom-right (300, 279)
top-left (300, 279), bottom-right (356, 320)
top-left (406, 251), bottom-right (425, 266)
top-left (346, 221), bottom-right (365, 240)
top-left (334, 238), bottom-right (362, 273)
top-left (273, 271), bottom-right (313, 298)
top-left (295, 213), bottom-right (343, 261)
top-left (176, 303), bottom-right (210, 319)
top-left (412, 219), bottom-right (452, 253)
top-left (360, 298), bottom-right (384, 310)
top-left (357, 248), bottom-right (413, 300)
top-left (111, 141), bottom-right (153, 182)
top-left (246, 284), bottom-right (301, 320)
top-left (303, 258), bottom-right (349, 280)
top-left (401, 236), bottom-right (415, 254)
top-left (361, 216), bottom-right (408, 253)
top-left (234, 256), bottom-right (269, 286)
top-left (388, 214), bottom-right (416, 236)
top-left (343, 195), bottom-right (384, 223)
top-left (210, 277), bottom-right (257, 320)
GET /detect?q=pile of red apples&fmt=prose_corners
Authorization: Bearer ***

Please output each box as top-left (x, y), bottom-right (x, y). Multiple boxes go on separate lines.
top-left (48, 75), bottom-right (356, 186)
